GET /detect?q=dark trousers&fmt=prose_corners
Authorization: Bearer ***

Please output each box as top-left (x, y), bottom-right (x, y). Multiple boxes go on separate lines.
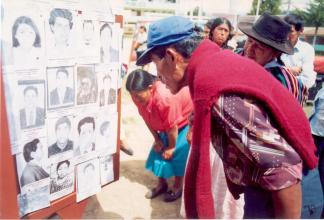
top-left (313, 135), bottom-right (324, 217)
top-left (243, 168), bottom-right (323, 219)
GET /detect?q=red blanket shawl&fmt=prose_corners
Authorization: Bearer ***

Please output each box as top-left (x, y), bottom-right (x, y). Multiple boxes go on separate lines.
top-left (184, 39), bottom-right (318, 218)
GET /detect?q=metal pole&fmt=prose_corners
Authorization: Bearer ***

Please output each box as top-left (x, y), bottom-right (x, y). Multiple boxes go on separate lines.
top-left (256, 0), bottom-right (261, 19)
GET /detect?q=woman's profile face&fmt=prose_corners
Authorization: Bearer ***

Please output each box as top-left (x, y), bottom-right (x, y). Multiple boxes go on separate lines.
top-left (130, 88), bottom-right (152, 106)
top-left (211, 23), bottom-right (230, 47)
top-left (15, 23), bottom-right (36, 49)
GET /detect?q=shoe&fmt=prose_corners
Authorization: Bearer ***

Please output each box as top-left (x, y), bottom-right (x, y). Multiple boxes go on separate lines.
top-left (120, 145), bottom-right (134, 156)
top-left (164, 189), bottom-right (182, 202)
top-left (145, 183), bottom-right (168, 199)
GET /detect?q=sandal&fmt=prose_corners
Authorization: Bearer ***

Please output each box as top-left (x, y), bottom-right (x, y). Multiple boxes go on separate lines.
top-left (164, 189), bottom-right (182, 202)
top-left (145, 183), bottom-right (168, 199)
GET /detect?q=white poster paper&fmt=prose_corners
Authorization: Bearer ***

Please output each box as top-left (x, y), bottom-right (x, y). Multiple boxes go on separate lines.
top-left (76, 158), bottom-right (101, 202)
top-left (99, 154), bottom-right (114, 186)
top-left (96, 112), bottom-right (118, 155)
top-left (76, 64), bottom-right (98, 106)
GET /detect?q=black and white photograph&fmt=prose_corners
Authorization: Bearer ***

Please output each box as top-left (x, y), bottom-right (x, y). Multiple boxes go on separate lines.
top-left (77, 18), bottom-right (100, 64)
top-left (96, 112), bottom-right (117, 155)
top-left (99, 22), bottom-right (119, 63)
top-left (50, 159), bottom-right (74, 201)
top-left (76, 65), bottom-right (98, 105)
top-left (74, 115), bottom-right (96, 157)
top-left (16, 137), bottom-right (49, 189)
top-left (47, 116), bottom-right (74, 159)
top-left (45, 7), bottom-right (76, 65)
top-left (18, 184), bottom-right (50, 217)
top-left (98, 72), bottom-right (117, 107)
top-left (99, 154), bottom-right (114, 186)
top-left (76, 158), bottom-right (101, 202)
top-left (47, 67), bottom-right (75, 109)
top-left (1, 4), bottom-right (45, 74)
top-left (18, 80), bottom-right (45, 130)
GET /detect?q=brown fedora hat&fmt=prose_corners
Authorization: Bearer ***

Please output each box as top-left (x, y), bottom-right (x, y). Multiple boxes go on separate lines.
top-left (238, 12), bottom-right (294, 55)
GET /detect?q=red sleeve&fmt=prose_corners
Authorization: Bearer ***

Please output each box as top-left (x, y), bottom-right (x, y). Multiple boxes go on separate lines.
top-left (157, 95), bottom-right (182, 131)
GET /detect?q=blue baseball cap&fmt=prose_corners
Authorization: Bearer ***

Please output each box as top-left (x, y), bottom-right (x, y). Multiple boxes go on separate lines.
top-left (136, 16), bottom-right (195, 66)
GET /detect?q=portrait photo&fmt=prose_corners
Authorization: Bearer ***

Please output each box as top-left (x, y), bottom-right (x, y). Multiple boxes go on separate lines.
top-left (76, 158), bottom-right (101, 202)
top-left (74, 116), bottom-right (96, 157)
top-left (47, 116), bottom-right (74, 159)
top-left (46, 8), bottom-right (76, 61)
top-left (47, 66), bottom-right (75, 109)
top-left (11, 15), bottom-right (44, 71)
top-left (99, 154), bottom-right (114, 186)
top-left (50, 159), bottom-right (74, 201)
top-left (76, 65), bottom-right (98, 105)
top-left (16, 138), bottom-right (49, 188)
top-left (18, 80), bottom-right (45, 130)
top-left (96, 112), bottom-right (117, 155)
top-left (99, 22), bottom-right (119, 63)
top-left (99, 73), bottom-right (116, 107)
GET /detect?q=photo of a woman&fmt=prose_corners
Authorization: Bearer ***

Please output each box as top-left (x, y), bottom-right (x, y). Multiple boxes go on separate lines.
top-left (12, 16), bottom-right (42, 70)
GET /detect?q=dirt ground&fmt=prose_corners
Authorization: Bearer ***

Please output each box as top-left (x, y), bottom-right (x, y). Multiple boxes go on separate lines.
top-left (81, 78), bottom-right (183, 219)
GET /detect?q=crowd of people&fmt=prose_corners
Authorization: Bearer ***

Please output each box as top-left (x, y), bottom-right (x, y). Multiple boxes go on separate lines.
top-left (124, 12), bottom-right (323, 219)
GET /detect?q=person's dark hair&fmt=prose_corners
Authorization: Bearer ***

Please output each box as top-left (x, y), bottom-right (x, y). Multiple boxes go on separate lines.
top-left (56, 67), bottom-right (69, 78)
top-left (100, 121), bottom-right (110, 136)
top-left (151, 34), bottom-right (203, 61)
top-left (100, 23), bottom-right (112, 37)
top-left (49, 8), bottom-right (73, 30)
top-left (23, 138), bottom-right (40, 162)
top-left (56, 160), bottom-right (70, 171)
top-left (55, 116), bottom-right (71, 131)
top-left (78, 116), bottom-right (95, 134)
top-left (12, 16), bottom-right (41, 48)
top-left (83, 162), bottom-right (95, 173)
top-left (284, 13), bottom-right (304, 32)
top-left (209, 17), bottom-right (234, 46)
top-left (23, 85), bottom-right (38, 96)
top-left (205, 18), bottom-right (216, 30)
top-left (126, 69), bottom-right (157, 92)
top-left (139, 25), bottom-right (146, 32)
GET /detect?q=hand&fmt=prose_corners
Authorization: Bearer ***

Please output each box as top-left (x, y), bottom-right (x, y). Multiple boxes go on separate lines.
top-left (153, 139), bottom-right (163, 152)
top-left (288, 66), bottom-right (302, 76)
top-left (162, 147), bottom-right (175, 160)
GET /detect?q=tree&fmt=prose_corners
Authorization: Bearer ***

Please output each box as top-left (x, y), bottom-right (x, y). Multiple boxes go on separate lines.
top-left (293, 0), bottom-right (324, 46)
top-left (249, 0), bottom-right (281, 15)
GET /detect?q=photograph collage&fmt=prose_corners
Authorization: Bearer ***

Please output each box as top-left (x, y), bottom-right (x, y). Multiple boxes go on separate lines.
top-left (1, 0), bottom-right (121, 217)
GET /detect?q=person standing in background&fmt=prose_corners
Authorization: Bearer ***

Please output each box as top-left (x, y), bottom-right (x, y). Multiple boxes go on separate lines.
top-left (208, 17), bottom-right (234, 50)
top-left (281, 13), bottom-right (317, 89)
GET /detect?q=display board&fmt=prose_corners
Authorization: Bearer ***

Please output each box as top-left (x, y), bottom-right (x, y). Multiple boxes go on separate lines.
top-left (0, 0), bottom-right (123, 218)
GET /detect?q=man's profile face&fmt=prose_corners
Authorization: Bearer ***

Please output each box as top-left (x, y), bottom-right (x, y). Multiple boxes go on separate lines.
top-left (52, 17), bottom-right (71, 47)
top-left (79, 122), bottom-right (94, 148)
top-left (243, 37), bottom-right (276, 66)
top-left (56, 71), bottom-right (68, 90)
top-left (57, 162), bottom-right (69, 179)
top-left (56, 122), bottom-right (70, 145)
top-left (24, 89), bottom-right (37, 109)
top-left (151, 53), bottom-right (184, 94)
top-left (288, 25), bottom-right (301, 44)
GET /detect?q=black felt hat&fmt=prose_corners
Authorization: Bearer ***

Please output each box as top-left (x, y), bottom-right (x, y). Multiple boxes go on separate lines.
top-left (238, 13), bottom-right (293, 54)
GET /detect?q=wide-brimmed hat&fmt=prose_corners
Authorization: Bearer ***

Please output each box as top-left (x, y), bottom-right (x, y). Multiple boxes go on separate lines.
top-left (136, 16), bottom-right (195, 66)
top-left (238, 13), bottom-right (293, 54)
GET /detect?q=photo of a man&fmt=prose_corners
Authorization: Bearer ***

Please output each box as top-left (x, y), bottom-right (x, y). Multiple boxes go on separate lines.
top-left (48, 8), bottom-right (73, 51)
top-left (99, 74), bottom-right (116, 106)
top-left (19, 85), bottom-right (45, 129)
top-left (74, 116), bottom-right (95, 156)
top-left (20, 138), bottom-right (49, 187)
top-left (82, 20), bottom-right (95, 47)
top-left (50, 160), bottom-right (73, 194)
top-left (76, 66), bottom-right (97, 105)
top-left (48, 116), bottom-right (73, 158)
top-left (49, 67), bottom-right (74, 107)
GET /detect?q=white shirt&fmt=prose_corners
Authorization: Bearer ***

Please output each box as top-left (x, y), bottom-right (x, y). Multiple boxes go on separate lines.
top-left (281, 39), bottom-right (317, 89)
